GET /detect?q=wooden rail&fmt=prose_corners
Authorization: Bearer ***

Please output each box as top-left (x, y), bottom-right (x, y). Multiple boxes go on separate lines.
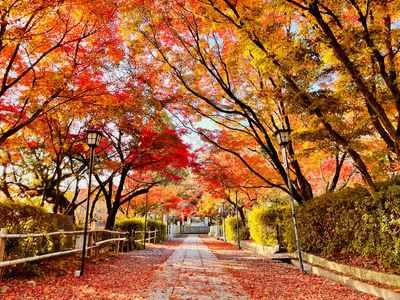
top-left (134, 230), bottom-right (158, 243)
top-left (0, 227), bottom-right (128, 277)
top-left (0, 229), bottom-right (121, 239)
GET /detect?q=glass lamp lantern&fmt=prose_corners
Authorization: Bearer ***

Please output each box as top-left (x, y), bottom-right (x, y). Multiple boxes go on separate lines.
top-left (275, 129), bottom-right (290, 146)
top-left (86, 130), bottom-right (102, 147)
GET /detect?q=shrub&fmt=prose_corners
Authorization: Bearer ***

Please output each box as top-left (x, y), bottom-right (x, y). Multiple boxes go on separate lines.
top-left (225, 216), bottom-right (249, 241)
top-left (354, 184), bottom-right (400, 268)
top-left (252, 180), bottom-right (400, 272)
top-left (114, 218), bottom-right (167, 249)
top-left (239, 226), bottom-right (250, 240)
top-left (147, 219), bottom-right (167, 243)
top-left (114, 218), bottom-right (144, 250)
top-left (0, 201), bottom-right (73, 278)
top-left (0, 201), bottom-right (56, 234)
top-left (0, 201), bottom-right (75, 258)
top-left (248, 205), bottom-right (288, 246)
top-left (292, 186), bottom-right (370, 255)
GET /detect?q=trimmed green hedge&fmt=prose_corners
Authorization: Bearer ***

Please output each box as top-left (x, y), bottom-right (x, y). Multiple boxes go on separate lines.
top-left (248, 180), bottom-right (400, 272)
top-left (147, 219), bottom-right (167, 243)
top-left (1, 201), bottom-right (55, 233)
top-left (114, 218), bottom-right (167, 250)
top-left (114, 218), bottom-right (145, 250)
top-left (291, 186), bottom-right (370, 255)
top-left (225, 216), bottom-right (250, 241)
top-left (0, 201), bottom-right (74, 257)
top-left (0, 201), bottom-right (73, 278)
top-left (248, 205), bottom-right (287, 247)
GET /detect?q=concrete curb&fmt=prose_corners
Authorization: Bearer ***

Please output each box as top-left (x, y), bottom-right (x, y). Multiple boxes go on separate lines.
top-left (300, 252), bottom-right (400, 289)
top-left (222, 239), bottom-right (279, 255)
top-left (239, 240), bottom-right (279, 255)
top-left (292, 260), bottom-right (400, 300)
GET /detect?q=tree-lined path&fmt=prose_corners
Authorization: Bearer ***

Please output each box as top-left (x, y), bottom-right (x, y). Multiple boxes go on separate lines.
top-left (3, 235), bottom-right (378, 299)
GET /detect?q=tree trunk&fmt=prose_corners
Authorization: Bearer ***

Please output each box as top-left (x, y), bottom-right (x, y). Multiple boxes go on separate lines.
top-left (105, 206), bottom-right (119, 230)
top-left (238, 206), bottom-right (246, 227)
top-left (328, 152), bottom-right (346, 192)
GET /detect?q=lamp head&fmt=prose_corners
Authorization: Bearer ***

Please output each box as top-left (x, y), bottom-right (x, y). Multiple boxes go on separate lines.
top-left (275, 129), bottom-right (290, 146)
top-left (86, 130), bottom-right (102, 148)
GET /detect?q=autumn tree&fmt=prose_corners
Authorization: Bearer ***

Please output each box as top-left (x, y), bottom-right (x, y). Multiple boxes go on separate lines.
top-left (0, 0), bottom-right (124, 146)
top-left (121, 0), bottom-right (400, 197)
top-left (195, 147), bottom-right (274, 225)
top-left (86, 115), bottom-right (193, 229)
top-left (0, 112), bottom-right (89, 215)
top-left (122, 0), bottom-right (315, 204)
top-left (190, 0), bottom-right (400, 193)
top-left (122, 183), bottom-right (185, 218)
top-left (285, 0), bottom-right (400, 156)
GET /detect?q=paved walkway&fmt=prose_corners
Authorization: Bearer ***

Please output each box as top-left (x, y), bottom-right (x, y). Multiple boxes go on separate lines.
top-left (146, 235), bottom-right (250, 299)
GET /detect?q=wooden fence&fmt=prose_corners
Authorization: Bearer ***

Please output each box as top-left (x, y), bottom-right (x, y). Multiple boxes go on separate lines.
top-left (134, 230), bottom-right (158, 244)
top-left (0, 227), bottom-right (128, 277)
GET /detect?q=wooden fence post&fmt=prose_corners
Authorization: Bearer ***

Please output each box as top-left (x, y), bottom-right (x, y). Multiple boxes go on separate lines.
top-left (88, 221), bottom-right (95, 256)
top-left (123, 233), bottom-right (127, 252)
top-left (123, 234), bottom-right (126, 252)
top-left (0, 228), bottom-right (8, 280)
top-left (116, 233), bottom-right (120, 254)
top-left (129, 231), bottom-right (132, 251)
top-left (94, 231), bottom-right (99, 258)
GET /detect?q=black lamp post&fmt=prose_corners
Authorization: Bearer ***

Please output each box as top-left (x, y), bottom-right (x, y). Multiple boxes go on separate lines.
top-left (161, 201), bottom-right (164, 241)
top-left (143, 191), bottom-right (149, 249)
top-left (275, 129), bottom-right (305, 273)
top-left (221, 200), bottom-right (226, 242)
top-left (235, 191), bottom-right (241, 250)
top-left (79, 130), bottom-right (102, 276)
top-left (161, 201), bottom-right (164, 225)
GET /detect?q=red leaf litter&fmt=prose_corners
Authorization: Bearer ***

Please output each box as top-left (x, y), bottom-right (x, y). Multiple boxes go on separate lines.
top-left (2, 239), bottom-right (182, 300)
top-left (201, 237), bottom-right (379, 300)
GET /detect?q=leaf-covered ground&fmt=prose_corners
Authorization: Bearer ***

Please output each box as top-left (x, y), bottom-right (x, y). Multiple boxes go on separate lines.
top-left (2, 239), bottom-right (183, 299)
top-left (201, 237), bottom-right (379, 300)
top-left (319, 251), bottom-right (399, 275)
top-left (1, 236), bottom-right (385, 299)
